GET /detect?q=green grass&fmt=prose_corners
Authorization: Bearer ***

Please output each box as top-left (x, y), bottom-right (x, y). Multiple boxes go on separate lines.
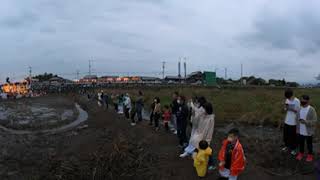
top-left (100, 87), bottom-right (320, 126)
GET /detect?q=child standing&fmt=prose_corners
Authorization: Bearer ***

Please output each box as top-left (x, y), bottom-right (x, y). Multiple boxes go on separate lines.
top-left (296, 95), bottom-right (318, 162)
top-left (193, 140), bottom-right (213, 178)
top-left (162, 105), bottom-right (171, 131)
top-left (218, 128), bottom-right (245, 180)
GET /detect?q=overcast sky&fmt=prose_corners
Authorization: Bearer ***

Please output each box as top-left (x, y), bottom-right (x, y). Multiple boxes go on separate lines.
top-left (0, 0), bottom-right (319, 83)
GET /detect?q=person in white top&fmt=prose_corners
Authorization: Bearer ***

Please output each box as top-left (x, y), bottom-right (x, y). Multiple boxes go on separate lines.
top-left (282, 89), bottom-right (300, 155)
top-left (296, 95), bottom-right (318, 162)
top-left (124, 93), bottom-right (132, 120)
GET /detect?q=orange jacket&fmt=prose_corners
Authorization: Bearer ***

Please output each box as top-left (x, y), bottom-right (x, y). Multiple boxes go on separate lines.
top-left (218, 139), bottom-right (245, 176)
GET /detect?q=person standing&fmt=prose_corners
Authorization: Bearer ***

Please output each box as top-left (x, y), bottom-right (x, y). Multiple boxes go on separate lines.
top-left (124, 93), bottom-right (132, 120)
top-left (218, 128), bottom-right (246, 180)
top-left (97, 90), bottom-right (104, 107)
top-left (103, 93), bottom-right (109, 109)
top-left (153, 97), bottom-right (161, 131)
top-left (282, 89), bottom-right (300, 155)
top-left (130, 100), bottom-right (137, 126)
top-left (149, 100), bottom-right (156, 126)
top-left (135, 91), bottom-right (144, 122)
top-left (162, 105), bottom-right (172, 131)
top-left (170, 92), bottom-right (179, 134)
top-left (176, 96), bottom-right (189, 147)
top-left (296, 95), bottom-right (318, 162)
top-left (180, 101), bottom-right (215, 160)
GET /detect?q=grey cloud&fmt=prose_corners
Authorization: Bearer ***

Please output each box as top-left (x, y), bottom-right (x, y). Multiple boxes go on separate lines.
top-left (0, 0), bottom-right (319, 83)
top-left (1, 11), bottom-right (38, 28)
top-left (241, 9), bottom-right (320, 55)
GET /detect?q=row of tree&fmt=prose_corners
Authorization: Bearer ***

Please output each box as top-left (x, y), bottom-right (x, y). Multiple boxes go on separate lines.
top-left (217, 76), bottom-right (299, 87)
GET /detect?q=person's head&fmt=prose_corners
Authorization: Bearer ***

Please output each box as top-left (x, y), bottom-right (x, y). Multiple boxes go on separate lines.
top-left (138, 91), bottom-right (143, 96)
top-left (126, 93), bottom-right (129, 97)
top-left (284, 89), bottom-right (294, 99)
top-left (192, 96), bottom-right (199, 103)
top-left (154, 97), bottom-right (160, 103)
top-left (177, 96), bottom-right (186, 104)
top-left (227, 128), bottom-right (240, 143)
top-left (199, 140), bottom-right (209, 150)
top-left (173, 91), bottom-right (179, 99)
top-left (198, 96), bottom-right (207, 107)
top-left (203, 102), bottom-right (213, 115)
top-left (164, 105), bottom-right (169, 110)
top-left (300, 95), bottom-right (310, 107)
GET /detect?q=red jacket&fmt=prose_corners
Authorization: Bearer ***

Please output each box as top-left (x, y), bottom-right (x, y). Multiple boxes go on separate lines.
top-left (218, 139), bottom-right (245, 176)
top-left (162, 110), bottom-right (171, 123)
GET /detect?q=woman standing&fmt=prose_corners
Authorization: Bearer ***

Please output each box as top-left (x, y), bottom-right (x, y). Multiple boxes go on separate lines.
top-left (180, 100), bottom-right (215, 158)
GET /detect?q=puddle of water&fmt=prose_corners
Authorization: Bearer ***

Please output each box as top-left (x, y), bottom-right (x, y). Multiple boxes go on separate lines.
top-left (61, 110), bottom-right (74, 121)
top-left (0, 103), bottom-right (88, 135)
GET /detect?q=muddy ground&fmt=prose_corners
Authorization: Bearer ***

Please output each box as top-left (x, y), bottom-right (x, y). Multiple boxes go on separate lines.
top-left (0, 95), bottom-right (317, 180)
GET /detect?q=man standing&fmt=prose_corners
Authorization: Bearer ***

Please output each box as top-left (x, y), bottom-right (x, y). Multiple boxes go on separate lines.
top-left (282, 89), bottom-right (300, 155)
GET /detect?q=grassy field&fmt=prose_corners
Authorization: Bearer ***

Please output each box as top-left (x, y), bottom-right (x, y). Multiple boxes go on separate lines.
top-left (100, 86), bottom-right (320, 126)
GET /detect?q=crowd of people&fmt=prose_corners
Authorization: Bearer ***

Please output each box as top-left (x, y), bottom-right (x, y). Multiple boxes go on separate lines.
top-left (91, 88), bottom-right (318, 179)
top-left (93, 90), bottom-right (247, 179)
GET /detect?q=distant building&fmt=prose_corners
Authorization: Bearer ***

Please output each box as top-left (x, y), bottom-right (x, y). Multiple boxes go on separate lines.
top-left (165, 76), bottom-right (182, 83)
top-left (49, 77), bottom-right (74, 86)
top-left (186, 71), bottom-right (203, 83)
top-left (140, 76), bottom-right (161, 83)
top-left (79, 75), bottom-right (98, 84)
top-left (203, 71), bottom-right (217, 86)
top-left (98, 76), bottom-right (118, 83)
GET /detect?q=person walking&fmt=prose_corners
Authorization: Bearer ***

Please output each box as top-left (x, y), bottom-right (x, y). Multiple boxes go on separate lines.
top-left (296, 95), bottom-right (318, 162)
top-left (282, 89), bottom-right (300, 155)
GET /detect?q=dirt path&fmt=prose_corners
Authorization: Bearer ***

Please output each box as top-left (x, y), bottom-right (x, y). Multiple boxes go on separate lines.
top-left (0, 95), bottom-right (317, 180)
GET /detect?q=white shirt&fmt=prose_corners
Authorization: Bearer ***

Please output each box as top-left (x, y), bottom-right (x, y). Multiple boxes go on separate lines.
top-left (299, 105), bottom-right (310, 136)
top-left (284, 98), bottom-right (300, 126)
top-left (124, 97), bottom-right (132, 109)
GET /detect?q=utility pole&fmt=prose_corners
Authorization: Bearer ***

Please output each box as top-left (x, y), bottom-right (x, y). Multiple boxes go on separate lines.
top-left (162, 61), bottom-right (166, 79)
top-left (76, 70), bottom-right (80, 80)
top-left (89, 60), bottom-right (92, 75)
top-left (28, 66), bottom-right (32, 87)
top-left (183, 57), bottom-right (187, 80)
top-left (178, 58), bottom-right (181, 78)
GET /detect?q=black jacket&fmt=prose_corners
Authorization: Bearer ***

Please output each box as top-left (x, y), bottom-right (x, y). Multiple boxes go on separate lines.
top-left (171, 99), bottom-right (179, 114)
top-left (176, 104), bottom-right (189, 127)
